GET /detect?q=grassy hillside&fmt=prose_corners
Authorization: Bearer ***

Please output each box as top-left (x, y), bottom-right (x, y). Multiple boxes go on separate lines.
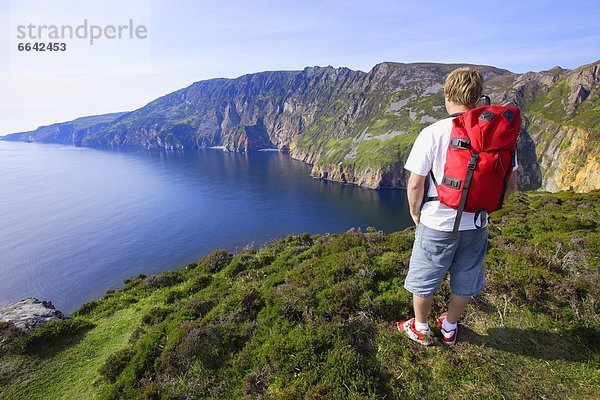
top-left (1, 191), bottom-right (598, 399)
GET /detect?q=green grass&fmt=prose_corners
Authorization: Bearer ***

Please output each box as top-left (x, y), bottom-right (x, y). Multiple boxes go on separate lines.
top-left (314, 137), bottom-right (354, 165)
top-left (569, 100), bottom-right (600, 131)
top-left (411, 92), bottom-right (445, 114)
top-left (1, 191), bottom-right (599, 399)
top-left (0, 306), bottom-right (146, 399)
top-left (348, 134), bottom-right (417, 169)
top-left (526, 80), bottom-right (571, 121)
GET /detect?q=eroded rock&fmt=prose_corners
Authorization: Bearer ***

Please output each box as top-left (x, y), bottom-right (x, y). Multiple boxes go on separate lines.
top-left (0, 297), bottom-right (68, 331)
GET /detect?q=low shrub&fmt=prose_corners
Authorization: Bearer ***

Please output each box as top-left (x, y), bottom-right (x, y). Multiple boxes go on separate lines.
top-left (143, 271), bottom-right (183, 289)
top-left (0, 321), bottom-right (26, 355)
top-left (199, 249), bottom-right (232, 273)
top-left (141, 307), bottom-right (172, 326)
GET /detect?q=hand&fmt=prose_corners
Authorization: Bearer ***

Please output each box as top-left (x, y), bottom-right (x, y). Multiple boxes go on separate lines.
top-left (411, 212), bottom-right (420, 226)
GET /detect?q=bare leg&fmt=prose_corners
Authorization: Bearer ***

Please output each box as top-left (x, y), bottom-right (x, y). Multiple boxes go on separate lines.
top-left (447, 293), bottom-right (471, 324)
top-left (413, 294), bottom-right (433, 324)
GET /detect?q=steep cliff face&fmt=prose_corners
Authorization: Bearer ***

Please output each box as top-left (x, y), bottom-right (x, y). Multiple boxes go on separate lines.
top-left (309, 162), bottom-right (409, 189)
top-left (527, 116), bottom-right (599, 192)
top-left (290, 63), bottom-right (511, 189)
top-left (511, 62), bottom-right (600, 192)
top-left (3, 61), bottom-right (598, 192)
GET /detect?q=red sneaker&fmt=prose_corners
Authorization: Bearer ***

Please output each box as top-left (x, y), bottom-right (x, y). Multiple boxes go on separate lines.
top-left (397, 318), bottom-right (433, 346)
top-left (437, 312), bottom-right (458, 346)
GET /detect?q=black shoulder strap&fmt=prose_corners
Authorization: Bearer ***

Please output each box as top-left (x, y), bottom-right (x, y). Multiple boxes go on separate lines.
top-left (420, 171), bottom-right (439, 210)
top-left (451, 151), bottom-right (479, 238)
top-left (429, 170), bottom-right (438, 187)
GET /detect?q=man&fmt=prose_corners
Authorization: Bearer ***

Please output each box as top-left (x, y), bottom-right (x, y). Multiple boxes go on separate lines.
top-left (398, 67), bottom-right (517, 346)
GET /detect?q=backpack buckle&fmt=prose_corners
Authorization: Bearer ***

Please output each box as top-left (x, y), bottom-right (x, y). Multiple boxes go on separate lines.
top-left (467, 152), bottom-right (479, 170)
top-left (449, 138), bottom-right (471, 150)
top-left (479, 110), bottom-right (496, 122)
top-left (442, 176), bottom-right (461, 189)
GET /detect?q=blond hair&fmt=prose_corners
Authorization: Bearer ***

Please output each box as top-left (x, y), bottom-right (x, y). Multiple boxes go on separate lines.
top-left (444, 67), bottom-right (483, 108)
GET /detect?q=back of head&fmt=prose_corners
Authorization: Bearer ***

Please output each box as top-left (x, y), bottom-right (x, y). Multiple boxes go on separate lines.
top-left (444, 67), bottom-right (483, 108)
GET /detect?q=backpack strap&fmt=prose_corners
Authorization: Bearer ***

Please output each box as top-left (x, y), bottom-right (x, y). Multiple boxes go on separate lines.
top-left (420, 171), bottom-right (439, 210)
top-left (451, 151), bottom-right (479, 238)
top-left (496, 151), bottom-right (516, 210)
top-left (473, 209), bottom-right (488, 229)
top-left (426, 171), bottom-right (440, 202)
top-left (429, 170), bottom-right (438, 187)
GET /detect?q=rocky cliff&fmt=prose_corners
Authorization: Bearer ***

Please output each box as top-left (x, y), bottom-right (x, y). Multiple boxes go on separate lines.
top-left (0, 298), bottom-right (67, 331)
top-left (3, 61), bottom-right (598, 192)
top-left (486, 61), bottom-right (600, 192)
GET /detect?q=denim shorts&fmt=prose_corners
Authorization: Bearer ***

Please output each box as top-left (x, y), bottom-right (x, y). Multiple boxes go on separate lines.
top-left (404, 223), bottom-right (488, 297)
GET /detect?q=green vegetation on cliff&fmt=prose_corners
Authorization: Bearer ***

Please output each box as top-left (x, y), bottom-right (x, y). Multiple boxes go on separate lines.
top-left (1, 191), bottom-right (599, 399)
top-left (523, 63), bottom-right (600, 132)
top-left (351, 134), bottom-right (417, 170)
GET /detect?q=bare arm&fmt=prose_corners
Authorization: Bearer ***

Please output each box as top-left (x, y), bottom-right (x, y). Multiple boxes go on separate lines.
top-left (407, 172), bottom-right (427, 225)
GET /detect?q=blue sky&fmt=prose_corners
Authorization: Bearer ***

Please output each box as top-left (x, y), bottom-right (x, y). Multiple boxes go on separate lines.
top-left (1, 0), bottom-right (598, 134)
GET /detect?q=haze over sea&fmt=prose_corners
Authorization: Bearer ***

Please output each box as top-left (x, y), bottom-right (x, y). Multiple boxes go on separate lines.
top-left (0, 141), bottom-right (412, 312)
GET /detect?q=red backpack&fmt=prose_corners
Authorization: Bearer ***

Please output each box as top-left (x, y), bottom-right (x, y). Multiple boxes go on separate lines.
top-left (426, 100), bottom-right (521, 236)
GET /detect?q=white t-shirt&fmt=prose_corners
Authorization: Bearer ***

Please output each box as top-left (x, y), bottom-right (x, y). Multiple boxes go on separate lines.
top-left (404, 116), bottom-right (518, 232)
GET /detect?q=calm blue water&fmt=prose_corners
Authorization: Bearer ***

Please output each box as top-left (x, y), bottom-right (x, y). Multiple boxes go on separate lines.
top-left (0, 141), bottom-right (411, 312)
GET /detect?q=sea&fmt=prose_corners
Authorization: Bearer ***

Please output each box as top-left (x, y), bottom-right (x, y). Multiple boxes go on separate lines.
top-left (0, 141), bottom-right (412, 312)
